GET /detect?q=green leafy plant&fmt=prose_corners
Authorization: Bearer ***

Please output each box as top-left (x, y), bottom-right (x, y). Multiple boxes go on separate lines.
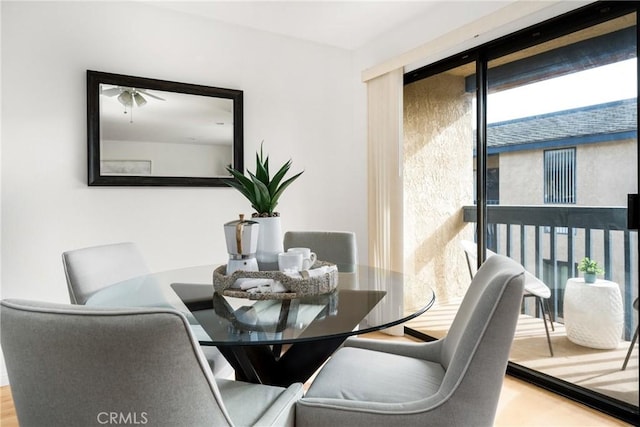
top-left (224, 143), bottom-right (304, 217)
top-left (577, 257), bottom-right (604, 275)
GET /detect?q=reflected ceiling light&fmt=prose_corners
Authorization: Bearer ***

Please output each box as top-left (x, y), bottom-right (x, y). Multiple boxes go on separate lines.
top-left (101, 85), bottom-right (164, 123)
top-left (133, 92), bottom-right (147, 107)
top-left (117, 91), bottom-right (133, 107)
top-left (117, 90), bottom-right (149, 108)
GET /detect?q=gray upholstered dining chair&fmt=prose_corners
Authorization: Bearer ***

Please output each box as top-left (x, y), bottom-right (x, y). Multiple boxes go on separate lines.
top-left (461, 240), bottom-right (554, 356)
top-left (283, 231), bottom-right (357, 272)
top-left (62, 242), bottom-right (149, 305)
top-left (61, 241), bottom-right (232, 377)
top-left (1, 299), bottom-right (302, 427)
top-left (296, 255), bottom-right (525, 427)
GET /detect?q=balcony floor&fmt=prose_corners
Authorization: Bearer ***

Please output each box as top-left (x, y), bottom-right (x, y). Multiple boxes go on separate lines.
top-left (405, 298), bottom-right (639, 408)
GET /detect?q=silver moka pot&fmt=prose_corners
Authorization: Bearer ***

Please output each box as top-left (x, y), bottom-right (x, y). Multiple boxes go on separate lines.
top-left (224, 214), bottom-right (260, 274)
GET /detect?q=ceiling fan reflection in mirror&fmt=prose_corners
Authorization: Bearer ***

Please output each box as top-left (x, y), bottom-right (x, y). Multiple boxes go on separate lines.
top-left (101, 85), bottom-right (165, 123)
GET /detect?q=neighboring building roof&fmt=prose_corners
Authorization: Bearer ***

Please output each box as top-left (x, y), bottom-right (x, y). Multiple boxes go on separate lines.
top-left (487, 98), bottom-right (637, 154)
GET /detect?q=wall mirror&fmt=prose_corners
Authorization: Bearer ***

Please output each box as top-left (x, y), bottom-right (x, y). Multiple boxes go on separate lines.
top-left (87, 70), bottom-right (243, 186)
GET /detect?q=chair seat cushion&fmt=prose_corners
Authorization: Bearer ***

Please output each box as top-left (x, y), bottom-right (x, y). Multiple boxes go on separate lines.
top-left (304, 347), bottom-right (445, 403)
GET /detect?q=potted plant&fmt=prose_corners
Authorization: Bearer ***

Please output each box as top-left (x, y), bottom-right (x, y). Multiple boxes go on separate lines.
top-left (577, 257), bottom-right (604, 284)
top-left (225, 143), bottom-right (303, 268)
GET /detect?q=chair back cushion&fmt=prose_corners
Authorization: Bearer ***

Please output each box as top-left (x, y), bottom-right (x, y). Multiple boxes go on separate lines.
top-left (62, 242), bottom-right (149, 304)
top-left (283, 231), bottom-right (357, 272)
top-left (438, 255), bottom-right (524, 422)
top-left (1, 299), bottom-right (233, 427)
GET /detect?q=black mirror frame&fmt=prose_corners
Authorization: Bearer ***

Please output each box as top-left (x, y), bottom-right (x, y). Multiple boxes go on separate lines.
top-left (87, 70), bottom-right (243, 186)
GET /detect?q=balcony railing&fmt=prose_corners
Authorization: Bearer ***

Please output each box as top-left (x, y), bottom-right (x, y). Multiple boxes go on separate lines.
top-left (463, 205), bottom-right (638, 338)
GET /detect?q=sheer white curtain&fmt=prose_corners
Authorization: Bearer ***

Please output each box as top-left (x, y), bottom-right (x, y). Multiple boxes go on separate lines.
top-left (366, 68), bottom-right (404, 335)
top-left (367, 67), bottom-right (403, 273)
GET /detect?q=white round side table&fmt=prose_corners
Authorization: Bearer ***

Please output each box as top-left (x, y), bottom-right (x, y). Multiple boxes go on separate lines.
top-left (563, 278), bottom-right (623, 349)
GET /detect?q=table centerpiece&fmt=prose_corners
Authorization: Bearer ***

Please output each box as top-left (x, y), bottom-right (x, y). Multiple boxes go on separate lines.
top-left (224, 142), bottom-right (304, 270)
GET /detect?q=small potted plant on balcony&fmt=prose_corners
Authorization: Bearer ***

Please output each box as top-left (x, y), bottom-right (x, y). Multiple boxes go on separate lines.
top-left (577, 257), bottom-right (604, 284)
top-left (224, 143), bottom-right (303, 268)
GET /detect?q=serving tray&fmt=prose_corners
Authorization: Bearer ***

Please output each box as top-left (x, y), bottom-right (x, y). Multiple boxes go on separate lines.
top-left (212, 261), bottom-right (339, 300)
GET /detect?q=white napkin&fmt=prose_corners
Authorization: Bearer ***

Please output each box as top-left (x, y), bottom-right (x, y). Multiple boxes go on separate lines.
top-left (230, 265), bottom-right (337, 294)
top-left (246, 281), bottom-right (287, 294)
top-left (232, 277), bottom-right (287, 294)
top-left (308, 265), bottom-right (338, 277)
top-left (283, 265), bottom-right (337, 280)
top-left (232, 278), bottom-right (274, 290)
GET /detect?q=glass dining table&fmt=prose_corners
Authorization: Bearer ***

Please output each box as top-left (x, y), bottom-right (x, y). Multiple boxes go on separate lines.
top-left (86, 263), bottom-right (435, 387)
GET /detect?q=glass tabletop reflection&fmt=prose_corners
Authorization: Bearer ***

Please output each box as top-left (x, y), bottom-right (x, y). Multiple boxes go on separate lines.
top-left (86, 264), bottom-right (434, 346)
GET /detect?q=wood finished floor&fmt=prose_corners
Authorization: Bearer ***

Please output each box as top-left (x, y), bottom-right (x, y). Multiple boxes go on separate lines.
top-left (405, 298), bottom-right (639, 408)
top-left (363, 331), bottom-right (632, 427)
top-left (0, 332), bottom-right (632, 426)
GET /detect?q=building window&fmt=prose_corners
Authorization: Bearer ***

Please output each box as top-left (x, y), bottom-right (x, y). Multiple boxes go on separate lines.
top-left (487, 167), bottom-right (500, 204)
top-left (544, 148), bottom-right (576, 204)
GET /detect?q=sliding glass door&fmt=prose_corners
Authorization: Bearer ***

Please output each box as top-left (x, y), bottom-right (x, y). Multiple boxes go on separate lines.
top-left (485, 10), bottom-right (638, 409)
top-left (404, 3), bottom-right (638, 422)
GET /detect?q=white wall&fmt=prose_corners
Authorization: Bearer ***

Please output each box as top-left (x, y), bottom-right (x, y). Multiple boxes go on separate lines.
top-left (0, 1), bottom-right (362, 385)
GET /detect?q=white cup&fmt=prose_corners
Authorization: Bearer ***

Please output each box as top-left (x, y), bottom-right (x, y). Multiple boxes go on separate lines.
top-left (278, 251), bottom-right (303, 271)
top-left (287, 247), bottom-right (317, 270)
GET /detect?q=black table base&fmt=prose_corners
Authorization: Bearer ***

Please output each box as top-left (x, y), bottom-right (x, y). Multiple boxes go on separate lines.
top-left (216, 336), bottom-right (346, 386)
top-left (171, 282), bottom-right (391, 387)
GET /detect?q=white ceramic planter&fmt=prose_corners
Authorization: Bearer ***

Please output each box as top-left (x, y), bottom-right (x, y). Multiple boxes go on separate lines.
top-left (252, 216), bottom-right (284, 270)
